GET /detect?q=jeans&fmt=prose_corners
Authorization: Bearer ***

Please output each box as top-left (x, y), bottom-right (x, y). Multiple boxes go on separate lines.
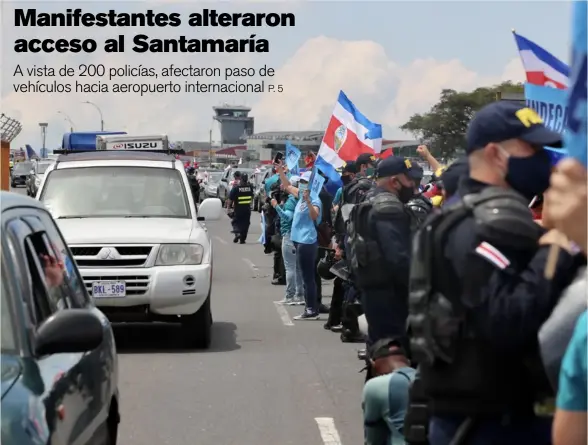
top-left (295, 242), bottom-right (319, 313)
top-left (282, 234), bottom-right (304, 300)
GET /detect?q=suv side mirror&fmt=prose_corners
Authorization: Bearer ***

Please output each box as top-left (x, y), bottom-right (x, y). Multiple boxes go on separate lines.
top-left (35, 309), bottom-right (104, 356)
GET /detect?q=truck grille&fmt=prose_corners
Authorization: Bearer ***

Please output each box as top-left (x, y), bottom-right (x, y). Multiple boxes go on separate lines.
top-left (71, 245), bottom-right (154, 267)
top-left (84, 275), bottom-right (150, 296)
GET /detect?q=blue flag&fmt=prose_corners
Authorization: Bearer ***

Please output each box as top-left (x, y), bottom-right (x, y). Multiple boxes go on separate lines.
top-left (258, 212), bottom-right (266, 244)
top-left (564, 0), bottom-right (587, 167)
top-left (285, 141), bottom-right (301, 174)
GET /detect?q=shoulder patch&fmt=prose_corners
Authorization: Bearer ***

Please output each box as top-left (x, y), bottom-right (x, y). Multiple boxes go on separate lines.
top-left (474, 241), bottom-right (511, 269)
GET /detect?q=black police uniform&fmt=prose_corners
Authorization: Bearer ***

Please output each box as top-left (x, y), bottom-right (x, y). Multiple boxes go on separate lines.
top-left (409, 102), bottom-right (585, 445)
top-left (347, 157), bottom-right (413, 347)
top-left (228, 176), bottom-right (254, 244)
top-left (405, 193), bottom-right (433, 232)
top-left (186, 168), bottom-right (200, 203)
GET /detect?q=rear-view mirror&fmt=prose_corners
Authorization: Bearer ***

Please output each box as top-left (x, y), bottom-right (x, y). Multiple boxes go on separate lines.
top-left (198, 198), bottom-right (222, 221)
top-left (35, 309), bottom-right (103, 356)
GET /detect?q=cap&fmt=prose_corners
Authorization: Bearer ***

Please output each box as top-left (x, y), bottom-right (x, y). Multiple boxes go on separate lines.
top-left (356, 153), bottom-right (377, 166)
top-left (441, 158), bottom-right (469, 197)
top-left (300, 170), bottom-right (312, 182)
top-left (466, 102), bottom-right (563, 154)
top-left (342, 161), bottom-right (358, 174)
top-left (289, 175), bottom-right (301, 186)
top-left (376, 156), bottom-right (414, 179)
top-left (368, 338), bottom-right (406, 361)
top-left (408, 163), bottom-right (424, 181)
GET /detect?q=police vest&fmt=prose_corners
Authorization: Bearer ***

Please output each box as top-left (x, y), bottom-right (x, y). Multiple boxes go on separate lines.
top-left (405, 195), bottom-right (433, 232)
top-left (343, 177), bottom-right (374, 205)
top-left (347, 191), bottom-right (405, 288)
top-left (235, 185), bottom-right (253, 207)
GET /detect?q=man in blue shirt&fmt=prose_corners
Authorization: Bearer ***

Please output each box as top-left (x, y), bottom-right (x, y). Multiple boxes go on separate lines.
top-left (363, 338), bottom-right (416, 445)
top-left (553, 310), bottom-right (587, 445)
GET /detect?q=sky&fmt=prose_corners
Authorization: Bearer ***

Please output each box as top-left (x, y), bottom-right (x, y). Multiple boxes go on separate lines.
top-left (1, 0), bottom-right (572, 150)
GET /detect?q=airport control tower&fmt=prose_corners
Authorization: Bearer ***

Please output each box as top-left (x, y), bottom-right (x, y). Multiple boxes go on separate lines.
top-left (213, 105), bottom-right (254, 146)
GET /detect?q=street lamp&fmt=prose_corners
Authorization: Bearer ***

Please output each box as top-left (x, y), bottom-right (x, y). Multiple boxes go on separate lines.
top-left (39, 123), bottom-right (48, 158)
top-left (57, 111), bottom-right (75, 132)
top-left (82, 101), bottom-right (104, 131)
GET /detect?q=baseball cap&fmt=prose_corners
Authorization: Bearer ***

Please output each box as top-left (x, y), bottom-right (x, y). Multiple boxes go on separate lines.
top-left (376, 156), bottom-right (414, 179)
top-left (441, 158), bottom-right (469, 197)
top-left (466, 102), bottom-right (563, 154)
top-left (300, 171), bottom-right (312, 182)
top-left (289, 175), bottom-right (301, 187)
top-left (356, 153), bottom-right (377, 166)
top-left (408, 163), bottom-right (424, 182)
top-left (342, 161), bottom-right (358, 174)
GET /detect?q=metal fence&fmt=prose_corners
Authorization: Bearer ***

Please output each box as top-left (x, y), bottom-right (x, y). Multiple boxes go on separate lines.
top-left (0, 114), bottom-right (22, 143)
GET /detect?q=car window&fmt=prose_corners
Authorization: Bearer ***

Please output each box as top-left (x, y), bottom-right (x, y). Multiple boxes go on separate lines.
top-left (40, 166), bottom-right (191, 219)
top-left (13, 163), bottom-right (32, 174)
top-left (1, 275), bottom-right (17, 352)
top-left (37, 212), bottom-right (89, 307)
top-left (23, 231), bottom-right (71, 325)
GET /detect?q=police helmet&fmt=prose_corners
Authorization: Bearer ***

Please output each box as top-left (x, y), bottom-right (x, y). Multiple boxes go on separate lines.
top-left (317, 254), bottom-right (336, 280)
top-left (241, 173), bottom-right (249, 184)
top-left (186, 166), bottom-right (195, 175)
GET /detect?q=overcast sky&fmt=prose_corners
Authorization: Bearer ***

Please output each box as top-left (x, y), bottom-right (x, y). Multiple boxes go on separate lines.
top-left (2, 0), bottom-right (571, 150)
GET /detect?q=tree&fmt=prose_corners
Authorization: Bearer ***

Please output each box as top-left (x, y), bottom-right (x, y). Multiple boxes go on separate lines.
top-left (400, 81), bottom-right (524, 158)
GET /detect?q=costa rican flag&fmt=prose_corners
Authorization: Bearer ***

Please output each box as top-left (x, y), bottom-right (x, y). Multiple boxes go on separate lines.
top-left (315, 91), bottom-right (382, 189)
top-left (513, 31), bottom-right (570, 89)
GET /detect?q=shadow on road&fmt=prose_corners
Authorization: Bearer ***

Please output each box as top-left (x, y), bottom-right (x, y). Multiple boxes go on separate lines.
top-left (113, 321), bottom-right (241, 354)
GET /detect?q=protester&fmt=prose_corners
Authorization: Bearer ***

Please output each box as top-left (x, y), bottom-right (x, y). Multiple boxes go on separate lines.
top-left (272, 176), bottom-right (305, 306)
top-left (278, 166), bottom-right (323, 320)
top-left (362, 338), bottom-right (416, 445)
top-left (553, 311), bottom-right (587, 445)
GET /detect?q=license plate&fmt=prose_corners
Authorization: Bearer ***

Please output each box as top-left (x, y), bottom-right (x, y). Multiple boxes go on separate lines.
top-left (92, 281), bottom-right (126, 298)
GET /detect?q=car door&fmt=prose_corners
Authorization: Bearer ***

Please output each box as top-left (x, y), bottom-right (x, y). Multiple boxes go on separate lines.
top-left (3, 210), bottom-right (107, 445)
top-left (35, 210), bottom-right (117, 445)
top-left (220, 169), bottom-right (230, 199)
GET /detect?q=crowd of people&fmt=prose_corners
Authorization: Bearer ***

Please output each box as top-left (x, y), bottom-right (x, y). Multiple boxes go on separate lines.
top-left (244, 101), bottom-right (586, 445)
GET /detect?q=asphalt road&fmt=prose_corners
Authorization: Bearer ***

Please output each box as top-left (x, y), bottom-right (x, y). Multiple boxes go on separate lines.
top-left (10, 186), bottom-right (364, 445)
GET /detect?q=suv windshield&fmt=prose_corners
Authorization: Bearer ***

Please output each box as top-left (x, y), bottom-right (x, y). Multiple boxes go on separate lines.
top-left (37, 163), bottom-right (52, 174)
top-left (40, 166), bottom-right (191, 219)
top-left (13, 162), bottom-right (32, 174)
top-left (1, 277), bottom-right (17, 352)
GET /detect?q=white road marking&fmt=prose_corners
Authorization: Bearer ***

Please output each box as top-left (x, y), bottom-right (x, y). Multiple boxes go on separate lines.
top-left (273, 301), bottom-right (294, 326)
top-left (242, 258), bottom-right (258, 272)
top-left (315, 417), bottom-right (343, 445)
top-left (213, 236), bottom-right (227, 245)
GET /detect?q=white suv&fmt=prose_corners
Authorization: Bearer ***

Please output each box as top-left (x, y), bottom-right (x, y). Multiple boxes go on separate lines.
top-left (37, 150), bottom-right (222, 348)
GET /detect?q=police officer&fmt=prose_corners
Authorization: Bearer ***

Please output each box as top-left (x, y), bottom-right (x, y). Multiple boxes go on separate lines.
top-left (405, 164), bottom-right (434, 231)
top-left (409, 102), bottom-right (585, 445)
top-left (343, 153), bottom-right (376, 204)
top-left (186, 166), bottom-right (200, 203)
top-left (348, 156), bottom-right (415, 348)
top-left (227, 172), bottom-right (254, 244)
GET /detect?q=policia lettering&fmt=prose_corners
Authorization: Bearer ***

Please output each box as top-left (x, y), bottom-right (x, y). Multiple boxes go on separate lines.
top-left (228, 175), bottom-right (254, 244)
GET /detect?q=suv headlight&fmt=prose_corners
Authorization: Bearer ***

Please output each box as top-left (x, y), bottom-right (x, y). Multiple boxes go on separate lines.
top-left (156, 244), bottom-right (204, 266)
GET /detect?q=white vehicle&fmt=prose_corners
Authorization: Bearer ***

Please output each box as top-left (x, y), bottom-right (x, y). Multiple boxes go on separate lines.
top-left (37, 148), bottom-right (222, 348)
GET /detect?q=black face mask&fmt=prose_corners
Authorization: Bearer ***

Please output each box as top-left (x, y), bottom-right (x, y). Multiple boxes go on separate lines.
top-left (341, 175), bottom-right (352, 185)
top-left (397, 183), bottom-right (414, 203)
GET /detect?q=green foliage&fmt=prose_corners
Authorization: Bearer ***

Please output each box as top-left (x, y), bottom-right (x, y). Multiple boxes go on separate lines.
top-left (400, 81), bottom-right (524, 158)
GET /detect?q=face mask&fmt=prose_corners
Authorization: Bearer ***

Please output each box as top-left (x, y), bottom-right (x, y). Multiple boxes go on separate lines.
top-left (366, 167), bottom-right (375, 177)
top-left (397, 184), bottom-right (415, 203)
top-left (298, 183), bottom-right (308, 192)
top-left (503, 149), bottom-right (552, 201)
top-left (341, 175), bottom-right (352, 186)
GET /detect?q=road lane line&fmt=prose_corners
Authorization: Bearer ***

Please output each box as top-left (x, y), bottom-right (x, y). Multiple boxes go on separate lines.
top-left (315, 417), bottom-right (343, 445)
top-left (242, 258), bottom-right (258, 272)
top-left (213, 236), bottom-right (227, 245)
top-left (273, 301), bottom-right (294, 326)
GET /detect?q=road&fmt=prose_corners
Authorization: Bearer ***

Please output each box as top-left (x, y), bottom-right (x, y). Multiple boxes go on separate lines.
top-left (11, 186), bottom-right (364, 445)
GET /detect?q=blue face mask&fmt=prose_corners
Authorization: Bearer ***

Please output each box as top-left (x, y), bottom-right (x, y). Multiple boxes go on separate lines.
top-left (505, 150), bottom-right (552, 201)
top-left (298, 183), bottom-right (308, 192)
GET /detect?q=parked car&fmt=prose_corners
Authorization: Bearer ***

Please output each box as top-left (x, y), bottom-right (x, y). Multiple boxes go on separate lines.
top-left (26, 160), bottom-right (53, 197)
top-left (217, 167), bottom-right (255, 203)
top-left (10, 161), bottom-right (32, 188)
top-left (0, 192), bottom-right (120, 445)
top-left (203, 171), bottom-right (224, 199)
top-left (37, 150), bottom-right (223, 348)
